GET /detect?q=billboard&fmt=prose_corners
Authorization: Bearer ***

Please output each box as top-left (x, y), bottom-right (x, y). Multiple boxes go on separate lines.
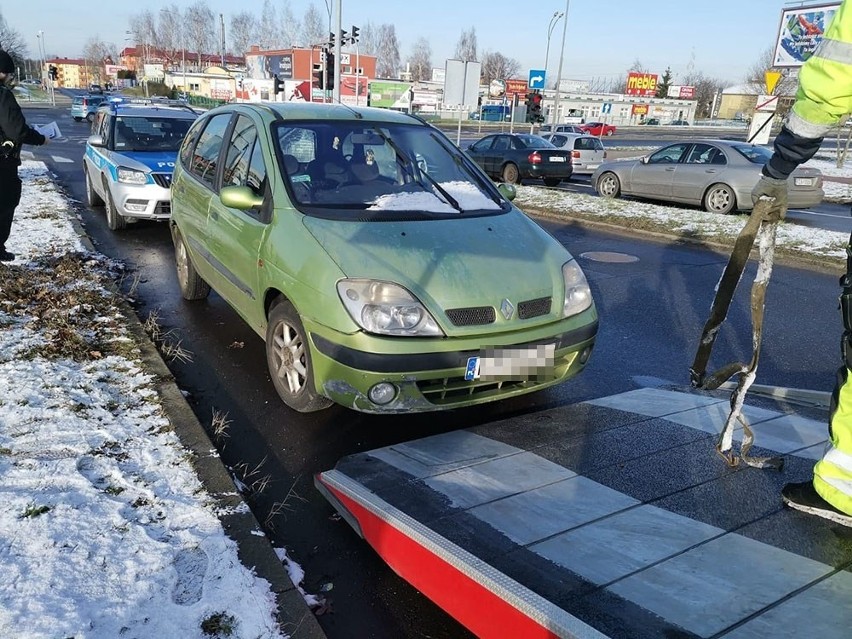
top-left (773, 2), bottom-right (840, 67)
top-left (245, 53), bottom-right (294, 79)
top-left (667, 85), bottom-right (696, 99)
top-left (625, 72), bottom-right (658, 96)
top-left (505, 79), bottom-right (528, 98)
top-left (631, 104), bottom-right (649, 116)
top-left (369, 81), bottom-right (412, 109)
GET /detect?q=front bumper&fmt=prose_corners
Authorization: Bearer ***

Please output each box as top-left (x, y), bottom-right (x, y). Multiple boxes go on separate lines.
top-left (111, 181), bottom-right (171, 220)
top-left (305, 309), bottom-right (598, 413)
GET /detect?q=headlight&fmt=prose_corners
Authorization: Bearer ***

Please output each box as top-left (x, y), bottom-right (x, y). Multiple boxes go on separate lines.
top-left (337, 279), bottom-right (444, 336)
top-left (562, 260), bottom-right (593, 317)
top-left (117, 167), bottom-right (148, 185)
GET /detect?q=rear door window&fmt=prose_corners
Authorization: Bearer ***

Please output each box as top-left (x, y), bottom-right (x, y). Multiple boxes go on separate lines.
top-left (188, 114), bottom-right (232, 188)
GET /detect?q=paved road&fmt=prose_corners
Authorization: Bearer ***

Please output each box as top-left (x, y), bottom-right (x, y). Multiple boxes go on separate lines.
top-left (20, 103), bottom-right (846, 638)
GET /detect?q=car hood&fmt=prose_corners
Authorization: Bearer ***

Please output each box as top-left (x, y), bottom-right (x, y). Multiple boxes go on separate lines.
top-left (302, 209), bottom-right (573, 333)
top-left (107, 150), bottom-right (178, 173)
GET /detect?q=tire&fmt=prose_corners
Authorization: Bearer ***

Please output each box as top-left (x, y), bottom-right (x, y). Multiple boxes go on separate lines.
top-left (74, 117), bottom-right (82, 122)
top-left (103, 180), bottom-right (128, 231)
top-left (596, 172), bottom-right (621, 198)
top-left (86, 112), bottom-right (95, 123)
top-left (172, 226), bottom-right (210, 301)
top-left (85, 168), bottom-right (103, 207)
top-left (265, 300), bottom-right (332, 413)
top-left (502, 162), bottom-right (520, 184)
top-left (703, 183), bottom-right (736, 214)
top-left (606, 129), bottom-right (614, 136)
top-left (543, 178), bottom-right (562, 187)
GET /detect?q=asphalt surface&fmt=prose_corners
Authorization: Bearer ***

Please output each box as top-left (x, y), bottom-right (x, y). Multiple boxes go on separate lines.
top-left (19, 100), bottom-right (849, 638)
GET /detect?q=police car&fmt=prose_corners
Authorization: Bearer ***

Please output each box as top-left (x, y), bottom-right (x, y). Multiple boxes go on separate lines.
top-left (83, 98), bottom-right (199, 230)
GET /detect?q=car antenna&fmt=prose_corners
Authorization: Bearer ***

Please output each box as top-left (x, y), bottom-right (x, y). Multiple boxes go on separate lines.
top-left (330, 97), bottom-right (363, 119)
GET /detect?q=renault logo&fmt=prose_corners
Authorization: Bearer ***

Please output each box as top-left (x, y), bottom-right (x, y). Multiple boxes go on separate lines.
top-left (500, 298), bottom-right (515, 320)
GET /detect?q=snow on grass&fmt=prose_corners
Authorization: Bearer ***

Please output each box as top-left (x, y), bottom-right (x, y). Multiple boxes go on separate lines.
top-left (0, 161), bottom-right (287, 638)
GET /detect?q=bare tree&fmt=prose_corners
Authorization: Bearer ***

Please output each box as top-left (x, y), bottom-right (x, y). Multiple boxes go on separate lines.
top-left (257, 0), bottom-right (279, 49)
top-left (376, 24), bottom-right (401, 79)
top-left (230, 12), bottom-right (257, 56)
top-left (407, 37), bottom-right (432, 83)
top-left (628, 59), bottom-right (649, 73)
top-left (454, 27), bottom-right (477, 62)
top-left (83, 36), bottom-right (117, 84)
top-left (278, 0), bottom-right (302, 48)
top-left (158, 3), bottom-right (186, 69)
top-left (359, 22), bottom-right (379, 56)
top-left (128, 10), bottom-right (157, 63)
top-left (745, 46), bottom-right (798, 95)
top-left (0, 9), bottom-right (27, 66)
top-left (480, 51), bottom-right (520, 84)
top-left (301, 4), bottom-right (325, 47)
top-left (186, 1), bottom-right (216, 67)
top-left (681, 70), bottom-right (727, 118)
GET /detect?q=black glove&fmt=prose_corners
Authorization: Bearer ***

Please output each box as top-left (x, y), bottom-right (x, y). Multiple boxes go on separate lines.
top-left (751, 174), bottom-right (788, 222)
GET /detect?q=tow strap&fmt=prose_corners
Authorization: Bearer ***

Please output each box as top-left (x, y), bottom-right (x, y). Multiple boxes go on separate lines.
top-left (689, 198), bottom-right (784, 470)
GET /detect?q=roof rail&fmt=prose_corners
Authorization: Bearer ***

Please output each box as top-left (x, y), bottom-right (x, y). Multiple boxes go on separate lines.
top-left (106, 96), bottom-right (197, 114)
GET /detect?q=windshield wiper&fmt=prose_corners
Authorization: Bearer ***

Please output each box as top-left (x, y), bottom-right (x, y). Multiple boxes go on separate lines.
top-left (371, 127), bottom-right (462, 213)
top-left (428, 132), bottom-right (503, 207)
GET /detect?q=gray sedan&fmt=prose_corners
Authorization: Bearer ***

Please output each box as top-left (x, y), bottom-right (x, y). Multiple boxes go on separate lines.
top-left (591, 140), bottom-right (823, 214)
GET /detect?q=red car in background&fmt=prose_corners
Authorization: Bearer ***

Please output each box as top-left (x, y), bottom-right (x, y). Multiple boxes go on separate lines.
top-left (580, 122), bottom-right (617, 137)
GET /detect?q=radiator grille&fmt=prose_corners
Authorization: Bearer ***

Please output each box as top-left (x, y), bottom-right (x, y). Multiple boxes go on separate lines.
top-left (446, 306), bottom-right (495, 327)
top-left (518, 297), bottom-right (551, 320)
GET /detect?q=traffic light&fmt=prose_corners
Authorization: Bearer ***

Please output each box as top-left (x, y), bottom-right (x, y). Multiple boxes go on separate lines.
top-left (328, 31), bottom-right (336, 48)
top-left (528, 91), bottom-right (544, 123)
top-left (324, 52), bottom-right (335, 90)
top-left (340, 29), bottom-right (349, 45)
top-left (351, 25), bottom-right (360, 43)
top-left (273, 74), bottom-right (283, 96)
top-left (524, 92), bottom-right (535, 123)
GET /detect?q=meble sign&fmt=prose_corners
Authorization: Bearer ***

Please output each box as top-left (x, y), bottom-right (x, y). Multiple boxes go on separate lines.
top-left (625, 72), bottom-right (658, 96)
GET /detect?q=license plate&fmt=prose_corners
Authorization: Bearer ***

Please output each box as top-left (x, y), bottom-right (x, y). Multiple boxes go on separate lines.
top-left (794, 177), bottom-right (813, 186)
top-left (465, 344), bottom-right (556, 381)
top-left (587, 164), bottom-right (599, 170)
top-left (549, 156), bottom-right (566, 162)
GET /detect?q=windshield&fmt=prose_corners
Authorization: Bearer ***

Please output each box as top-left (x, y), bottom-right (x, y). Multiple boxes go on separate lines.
top-left (113, 116), bottom-right (193, 152)
top-left (731, 144), bottom-right (773, 164)
top-left (274, 121), bottom-right (508, 219)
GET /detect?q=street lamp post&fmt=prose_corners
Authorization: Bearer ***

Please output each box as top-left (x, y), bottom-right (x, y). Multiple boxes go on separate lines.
top-left (551, 0), bottom-right (571, 127)
top-left (544, 11), bottom-right (564, 87)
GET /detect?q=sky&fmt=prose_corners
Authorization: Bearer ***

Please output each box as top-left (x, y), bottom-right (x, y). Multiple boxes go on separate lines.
top-left (2, 0), bottom-right (807, 87)
top-left (2, 136), bottom-right (850, 634)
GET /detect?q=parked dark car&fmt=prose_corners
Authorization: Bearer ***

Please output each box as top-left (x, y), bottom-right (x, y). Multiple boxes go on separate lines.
top-left (465, 133), bottom-right (573, 185)
top-left (640, 118), bottom-right (661, 126)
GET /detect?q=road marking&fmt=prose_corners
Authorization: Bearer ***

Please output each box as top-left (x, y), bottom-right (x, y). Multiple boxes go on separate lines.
top-left (50, 155), bottom-right (74, 163)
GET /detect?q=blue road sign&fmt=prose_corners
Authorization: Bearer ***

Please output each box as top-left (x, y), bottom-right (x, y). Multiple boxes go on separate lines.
top-left (528, 69), bottom-right (546, 90)
top-left (602, 102), bottom-right (612, 114)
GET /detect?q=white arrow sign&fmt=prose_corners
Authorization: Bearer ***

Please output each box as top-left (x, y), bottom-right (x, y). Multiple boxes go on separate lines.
top-left (530, 74), bottom-right (543, 85)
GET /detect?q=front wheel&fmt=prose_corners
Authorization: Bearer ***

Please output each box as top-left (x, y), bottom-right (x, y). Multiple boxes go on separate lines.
top-left (606, 129), bottom-right (614, 136)
top-left (265, 300), bottom-right (332, 413)
top-left (501, 162), bottom-right (520, 184)
top-left (704, 183), bottom-right (736, 214)
top-left (103, 181), bottom-right (127, 231)
top-left (596, 172), bottom-right (621, 198)
top-left (86, 112), bottom-right (95, 123)
top-left (85, 169), bottom-right (103, 207)
top-left (172, 226), bottom-right (210, 301)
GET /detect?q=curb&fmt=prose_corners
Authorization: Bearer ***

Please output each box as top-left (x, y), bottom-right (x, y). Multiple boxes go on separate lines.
top-left (60, 181), bottom-right (327, 638)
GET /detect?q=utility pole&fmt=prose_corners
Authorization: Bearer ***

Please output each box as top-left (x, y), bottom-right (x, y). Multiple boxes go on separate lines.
top-left (552, 0), bottom-right (570, 127)
top-left (333, 0), bottom-right (342, 102)
top-left (220, 14), bottom-right (225, 67)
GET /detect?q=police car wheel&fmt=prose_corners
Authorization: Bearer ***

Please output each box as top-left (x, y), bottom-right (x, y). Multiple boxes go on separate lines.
top-left (103, 182), bottom-right (127, 231)
top-left (85, 170), bottom-right (103, 207)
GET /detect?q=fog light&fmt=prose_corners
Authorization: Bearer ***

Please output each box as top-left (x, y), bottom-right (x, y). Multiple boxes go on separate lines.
top-left (368, 382), bottom-right (397, 405)
top-left (125, 199), bottom-right (147, 212)
top-left (579, 347), bottom-right (592, 364)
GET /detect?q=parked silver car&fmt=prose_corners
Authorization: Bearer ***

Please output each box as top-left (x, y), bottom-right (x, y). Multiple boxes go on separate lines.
top-left (540, 133), bottom-right (606, 176)
top-left (591, 140), bottom-right (823, 214)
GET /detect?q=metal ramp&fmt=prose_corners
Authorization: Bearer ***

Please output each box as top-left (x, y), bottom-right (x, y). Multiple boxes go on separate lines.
top-left (316, 387), bottom-right (852, 638)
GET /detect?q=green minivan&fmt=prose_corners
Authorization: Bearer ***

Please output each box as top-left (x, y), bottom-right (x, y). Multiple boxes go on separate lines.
top-left (169, 102), bottom-right (598, 413)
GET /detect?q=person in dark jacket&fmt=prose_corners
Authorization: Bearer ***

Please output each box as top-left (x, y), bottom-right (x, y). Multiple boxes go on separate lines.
top-left (0, 49), bottom-right (48, 262)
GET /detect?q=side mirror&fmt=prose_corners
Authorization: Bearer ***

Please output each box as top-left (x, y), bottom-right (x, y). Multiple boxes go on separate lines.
top-left (220, 185), bottom-right (264, 210)
top-left (640, 156), bottom-right (649, 164)
top-left (87, 134), bottom-right (105, 148)
top-left (497, 183), bottom-right (517, 201)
